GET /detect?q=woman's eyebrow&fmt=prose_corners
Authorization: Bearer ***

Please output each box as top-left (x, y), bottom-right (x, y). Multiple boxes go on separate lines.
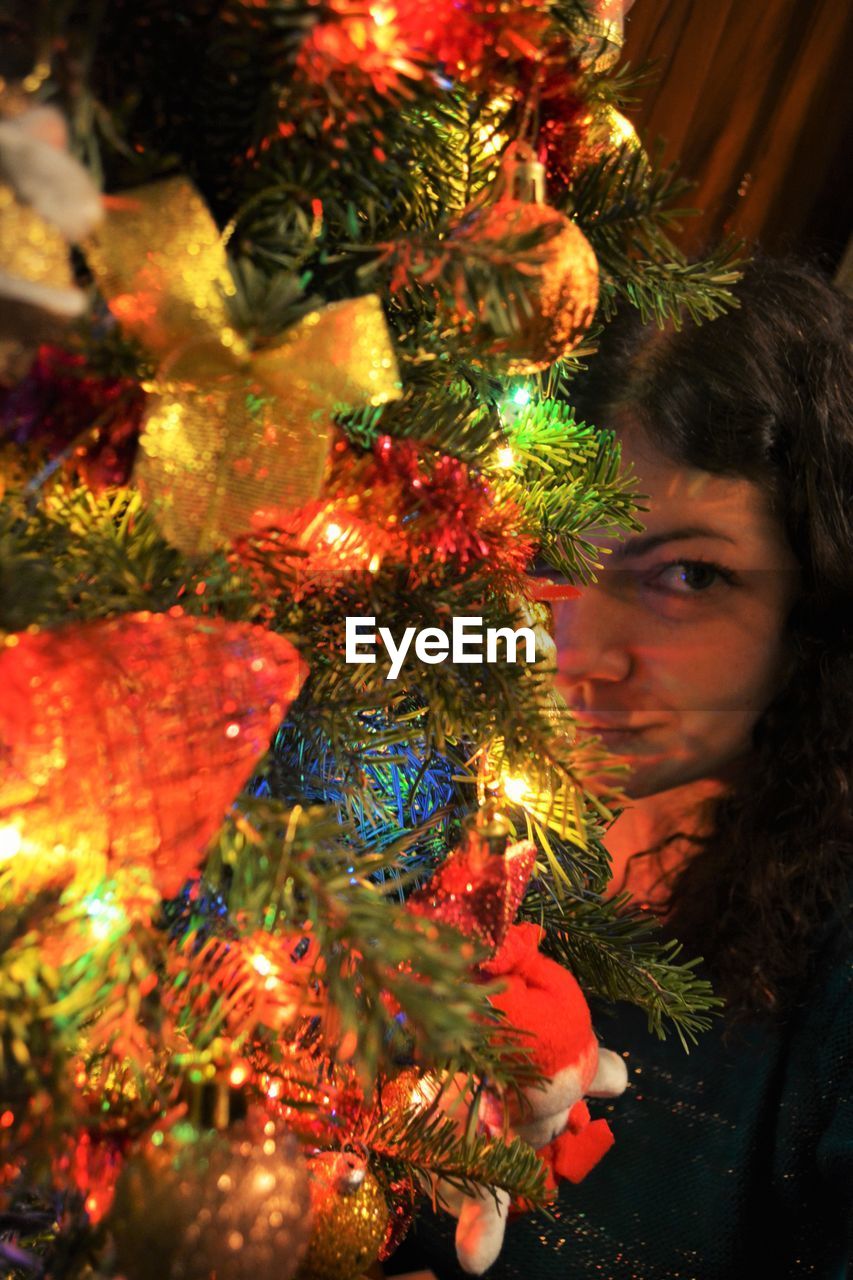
top-left (612, 526), bottom-right (738, 560)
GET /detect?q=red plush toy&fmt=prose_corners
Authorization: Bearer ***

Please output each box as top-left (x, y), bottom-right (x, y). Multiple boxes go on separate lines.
top-left (449, 920), bottom-right (627, 1274)
top-left (406, 825), bottom-right (628, 1274)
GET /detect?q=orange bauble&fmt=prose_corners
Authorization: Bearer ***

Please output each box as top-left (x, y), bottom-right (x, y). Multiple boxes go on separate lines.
top-left (0, 611), bottom-right (306, 897)
top-left (452, 198), bottom-right (599, 374)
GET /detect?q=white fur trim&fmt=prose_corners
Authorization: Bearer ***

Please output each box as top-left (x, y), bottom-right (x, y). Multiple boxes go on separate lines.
top-left (0, 115), bottom-right (102, 242)
top-left (587, 1046), bottom-right (628, 1097)
top-left (455, 1186), bottom-right (511, 1275)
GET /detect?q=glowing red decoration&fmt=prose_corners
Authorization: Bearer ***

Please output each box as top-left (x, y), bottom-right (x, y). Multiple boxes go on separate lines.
top-left (0, 612), bottom-right (307, 897)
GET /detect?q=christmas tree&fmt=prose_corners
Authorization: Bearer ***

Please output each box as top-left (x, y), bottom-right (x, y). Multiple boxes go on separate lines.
top-left (0, 3), bottom-right (740, 1277)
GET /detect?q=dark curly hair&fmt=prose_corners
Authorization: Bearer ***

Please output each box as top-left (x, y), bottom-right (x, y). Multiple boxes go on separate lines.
top-left (572, 258), bottom-right (853, 1020)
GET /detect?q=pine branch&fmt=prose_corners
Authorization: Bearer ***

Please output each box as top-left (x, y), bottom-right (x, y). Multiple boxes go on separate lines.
top-left (569, 145), bottom-right (744, 323)
top-left (202, 799), bottom-right (543, 1085)
top-left (493, 397), bottom-right (644, 582)
top-left (524, 888), bottom-right (723, 1048)
top-left (368, 1099), bottom-right (550, 1205)
top-left (0, 488), bottom-right (258, 630)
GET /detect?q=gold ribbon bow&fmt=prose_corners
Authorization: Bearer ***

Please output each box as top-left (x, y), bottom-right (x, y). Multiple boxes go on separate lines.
top-left (87, 177), bottom-right (401, 554)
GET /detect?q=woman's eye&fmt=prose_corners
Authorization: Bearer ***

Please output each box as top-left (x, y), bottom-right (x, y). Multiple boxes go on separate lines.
top-left (647, 560), bottom-right (734, 594)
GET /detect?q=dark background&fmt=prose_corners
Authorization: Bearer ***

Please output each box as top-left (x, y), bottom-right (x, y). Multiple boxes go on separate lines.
top-left (622, 0), bottom-right (853, 278)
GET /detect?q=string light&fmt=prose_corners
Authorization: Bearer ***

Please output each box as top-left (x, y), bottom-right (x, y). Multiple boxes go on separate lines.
top-left (370, 3), bottom-right (394, 25)
top-left (229, 1062), bottom-right (249, 1087)
top-left (0, 824), bottom-right (22, 861)
top-left (83, 890), bottom-right (125, 941)
top-left (503, 774), bottom-right (531, 804)
top-left (251, 952), bottom-right (274, 977)
top-left (498, 383), bottom-right (533, 431)
top-left (496, 445), bottom-right (516, 468)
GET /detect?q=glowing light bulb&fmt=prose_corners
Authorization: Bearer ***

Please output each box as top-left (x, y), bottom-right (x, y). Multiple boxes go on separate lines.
top-left (324, 521), bottom-right (343, 544)
top-left (0, 825), bottom-right (22, 861)
top-left (496, 445), bottom-right (516, 469)
top-left (229, 1063), bottom-right (249, 1087)
top-left (611, 110), bottom-right (637, 146)
top-left (503, 774), bottom-right (530, 804)
top-left (84, 893), bottom-right (124, 941)
top-left (251, 952), bottom-right (273, 977)
top-left (499, 384), bottom-right (533, 429)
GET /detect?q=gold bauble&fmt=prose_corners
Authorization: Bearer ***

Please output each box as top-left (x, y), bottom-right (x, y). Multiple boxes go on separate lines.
top-left (571, 106), bottom-right (646, 180)
top-left (378, 1067), bottom-right (429, 1123)
top-left (453, 199), bottom-right (599, 375)
top-left (0, 182), bottom-right (84, 369)
top-left (296, 1152), bottom-right (389, 1280)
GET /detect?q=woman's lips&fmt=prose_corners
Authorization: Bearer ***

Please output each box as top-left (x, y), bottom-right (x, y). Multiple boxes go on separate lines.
top-left (572, 719), bottom-right (665, 755)
top-left (574, 719), bottom-right (658, 734)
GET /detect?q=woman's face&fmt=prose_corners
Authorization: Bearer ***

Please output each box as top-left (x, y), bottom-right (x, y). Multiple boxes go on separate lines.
top-left (551, 422), bottom-right (801, 799)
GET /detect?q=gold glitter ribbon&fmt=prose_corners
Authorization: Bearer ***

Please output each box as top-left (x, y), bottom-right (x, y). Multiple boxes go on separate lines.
top-left (574, 0), bottom-right (626, 70)
top-left (0, 183), bottom-right (76, 295)
top-left (86, 177), bottom-right (401, 554)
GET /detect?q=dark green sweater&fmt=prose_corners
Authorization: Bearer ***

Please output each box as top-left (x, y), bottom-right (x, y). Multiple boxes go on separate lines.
top-left (391, 916), bottom-right (853, 1280)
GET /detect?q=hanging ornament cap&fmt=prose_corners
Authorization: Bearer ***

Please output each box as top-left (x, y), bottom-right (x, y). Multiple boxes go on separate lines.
top-left (181, 1072), bottom-right (249, 1132)
top-left (462, 804), bottom-right (514, 858)
top-left (503, 141), bottom-right (547, 205)
top-left (336, 1152), bottom-right (368, 1196)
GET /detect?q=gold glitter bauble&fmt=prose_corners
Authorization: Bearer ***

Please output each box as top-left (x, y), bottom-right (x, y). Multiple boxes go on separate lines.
top-left (378, 1067), bottom-right (426, 1124)
top-left (453, 199), bottom-right (599, 375)
top-left (571, 106), bottom-right (646, 181)
top-left (296, 1152), bottom-right (389, 1280)
top-left (108, 1121), bottom-right (312, 1280)
top-left (0, 182), bottom-right (84, 366)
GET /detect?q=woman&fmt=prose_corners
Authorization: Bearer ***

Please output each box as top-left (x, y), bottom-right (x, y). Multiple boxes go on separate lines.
top-left (394, 259), bottom-right (853, 1278)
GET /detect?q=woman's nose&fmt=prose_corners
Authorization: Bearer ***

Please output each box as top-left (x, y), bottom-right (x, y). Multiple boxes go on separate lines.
top-left (551, 586), bottom-right (633, 685)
